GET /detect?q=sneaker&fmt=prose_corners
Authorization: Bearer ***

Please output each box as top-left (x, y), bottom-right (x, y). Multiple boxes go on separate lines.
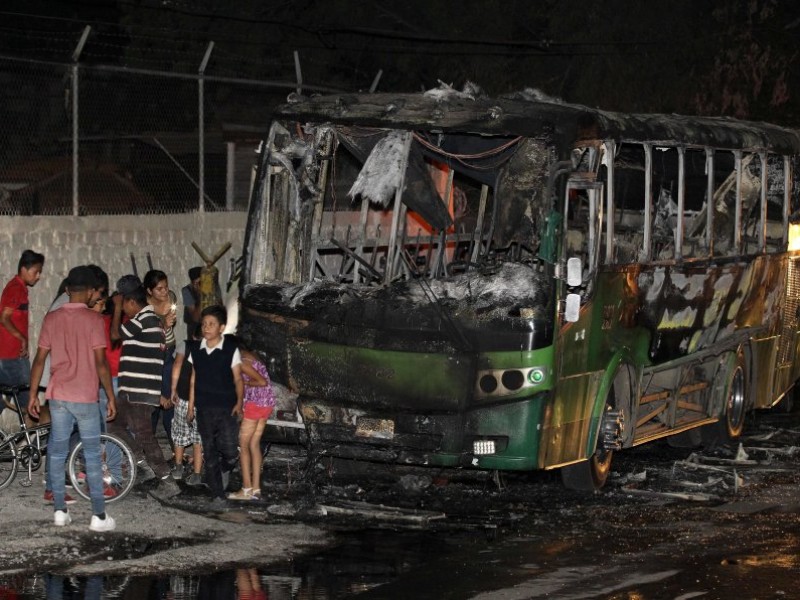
top-left (89, 514), bottom-right (116, 532)
top-left (54, 510), bottom-right (72, 527)
top-left (227, 488), bottom-right (253, 501)
top-left (85, 481), bottom-right (120, 499)
top-left (44, 490), bottom-right (76, 505)
top-left (184, 472), bottom-right (203, 487)
top-left (170, 462), bottom-right (185, 481)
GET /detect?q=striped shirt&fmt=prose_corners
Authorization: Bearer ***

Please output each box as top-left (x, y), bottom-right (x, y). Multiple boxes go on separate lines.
top-left (117, 305), bottom-right (166, 405)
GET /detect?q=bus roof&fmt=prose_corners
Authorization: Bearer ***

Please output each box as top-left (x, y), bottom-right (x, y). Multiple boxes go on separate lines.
top-left (275, 90), bottom-right (800, 155)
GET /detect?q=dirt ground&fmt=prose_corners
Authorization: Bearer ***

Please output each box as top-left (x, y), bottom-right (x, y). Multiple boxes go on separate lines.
top-left (2, 405), bottom-right (799, 583)
top-left (0, 474), bottom-right (327, 577)
top-left (0, 418), bottom-right (327, 578)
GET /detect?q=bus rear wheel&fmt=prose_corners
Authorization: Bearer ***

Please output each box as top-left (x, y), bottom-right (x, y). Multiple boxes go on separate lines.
top-left (702, 353), bottom-right (747, 447)
top-left (561, 448), bottom-right (613, 491)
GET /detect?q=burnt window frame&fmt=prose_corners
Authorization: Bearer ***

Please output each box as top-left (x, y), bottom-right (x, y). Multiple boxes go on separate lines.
top-left (605, 140), bottom-right (795, 265)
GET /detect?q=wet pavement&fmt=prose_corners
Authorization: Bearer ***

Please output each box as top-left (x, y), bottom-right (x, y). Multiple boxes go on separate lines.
top-left (2, 407), bottom-right (800, 598)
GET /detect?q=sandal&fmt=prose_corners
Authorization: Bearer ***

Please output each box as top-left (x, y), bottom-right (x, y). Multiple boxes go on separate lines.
top-left (227, 488), bottom-right (253, 501)
top-left (251, 489), bottom-right (261, 500)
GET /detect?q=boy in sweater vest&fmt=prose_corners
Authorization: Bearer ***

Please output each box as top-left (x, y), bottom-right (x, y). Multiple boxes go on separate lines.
top-left (187, 305), bottom-right (243, 504)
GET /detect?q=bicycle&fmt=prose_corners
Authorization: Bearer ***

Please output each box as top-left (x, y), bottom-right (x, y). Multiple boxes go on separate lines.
top-left (0, 385), bottom-right (137, 502)
top-left (0, 386), bottom-right (51, 490)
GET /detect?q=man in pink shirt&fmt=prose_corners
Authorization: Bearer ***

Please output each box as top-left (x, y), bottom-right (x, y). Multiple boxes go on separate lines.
top-left (28, 266), bottom-right (117, 532)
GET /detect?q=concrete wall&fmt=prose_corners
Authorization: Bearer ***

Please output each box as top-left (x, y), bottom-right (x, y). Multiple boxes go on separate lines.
top-left (0, 212), bottom-right (248, 352)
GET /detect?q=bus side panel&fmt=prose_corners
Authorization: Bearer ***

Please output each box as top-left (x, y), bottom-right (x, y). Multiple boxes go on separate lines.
top-left (540, 255), bottom-right (791, 468)
top-left (538, 370), bottom-right (604, 468)
top-left (750, 335), bottom-right (779, 408)
top-left (735, 255), bottom-right (788, 408)
top-left (541, 267), bottom-right (651, 467)
top-left (773, 254), bottom-right (800, 401)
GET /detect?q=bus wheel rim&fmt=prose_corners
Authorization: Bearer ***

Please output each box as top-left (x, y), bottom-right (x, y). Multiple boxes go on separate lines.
top-left (727, 367), bottom-right (745, 432)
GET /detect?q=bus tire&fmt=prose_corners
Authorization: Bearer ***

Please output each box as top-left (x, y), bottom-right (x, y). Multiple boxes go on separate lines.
top-left (702, 352), bottom-right (747, 447)
top-left (561, 448), bottom-right (613, 491)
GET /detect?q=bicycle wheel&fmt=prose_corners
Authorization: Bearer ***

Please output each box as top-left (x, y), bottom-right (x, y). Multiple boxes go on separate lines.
top-left (68, 433), bottom-right (137, 503)
top-left (0, 430), bottom-right (19, 491)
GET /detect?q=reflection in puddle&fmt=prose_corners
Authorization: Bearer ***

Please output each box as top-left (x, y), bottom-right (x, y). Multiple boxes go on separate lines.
top-left (0, 571), bottom-right (300, 600)
top-left (0, 530), bottom-right (456, 599)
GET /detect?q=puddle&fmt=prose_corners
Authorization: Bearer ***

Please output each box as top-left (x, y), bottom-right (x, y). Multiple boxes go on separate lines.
top-left (3, 496), bottom-right (800, 599)
top-left (0, 529), bottom-right (465, 599)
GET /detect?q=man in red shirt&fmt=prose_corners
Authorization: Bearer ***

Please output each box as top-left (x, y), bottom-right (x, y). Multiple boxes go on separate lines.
top-left (28, 265), bottom-right (117, 532)
top-left (0, 250), bottom-right (44, 417)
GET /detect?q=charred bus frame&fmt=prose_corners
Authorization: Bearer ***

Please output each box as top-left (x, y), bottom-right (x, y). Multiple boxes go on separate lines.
top-left (239, 90), bottom-right (800, 489)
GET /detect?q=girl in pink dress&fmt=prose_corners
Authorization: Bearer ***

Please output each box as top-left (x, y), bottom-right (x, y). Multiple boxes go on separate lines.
top-left (228, 345), bottom-right (272, 500)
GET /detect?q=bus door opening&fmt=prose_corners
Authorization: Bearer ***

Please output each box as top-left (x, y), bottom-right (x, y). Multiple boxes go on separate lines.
top-left (563, 179), bottom-right (604, 322)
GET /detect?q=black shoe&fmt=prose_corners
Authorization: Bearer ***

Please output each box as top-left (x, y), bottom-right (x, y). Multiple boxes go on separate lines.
top-left (136, 461), bottom-right (157, 483)
top-left (208, 497), bottom-right (228, 512)
top-left (156, 477), bottom-right (181, 498)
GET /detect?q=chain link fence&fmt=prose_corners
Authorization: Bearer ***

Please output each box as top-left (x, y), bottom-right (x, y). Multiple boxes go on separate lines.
top-left (0, 54), bottom-right (308, 216)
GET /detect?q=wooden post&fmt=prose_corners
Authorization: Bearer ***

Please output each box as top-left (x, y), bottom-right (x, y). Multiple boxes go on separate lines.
top-left (192, 242), bottom-right (232, 310)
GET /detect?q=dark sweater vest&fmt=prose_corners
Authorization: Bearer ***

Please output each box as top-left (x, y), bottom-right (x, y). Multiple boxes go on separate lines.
top-left (190, 336), bottom-right (237, 409)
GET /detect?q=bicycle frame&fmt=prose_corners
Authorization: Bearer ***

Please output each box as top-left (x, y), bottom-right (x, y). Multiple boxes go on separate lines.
top-left (0, 387), bottom-right (50, 489)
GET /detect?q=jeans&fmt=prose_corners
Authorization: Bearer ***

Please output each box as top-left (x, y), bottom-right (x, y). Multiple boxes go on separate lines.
top-left (46, 380), bottom-right (120, 493)
top-left (196, 406), bottom-right (239, 499)
top-left (46, 575), bottom-right (103, 600)
top-left (49, 399), bottom-right (105, 515)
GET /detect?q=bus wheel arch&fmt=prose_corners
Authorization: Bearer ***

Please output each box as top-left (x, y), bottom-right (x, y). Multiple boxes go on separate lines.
top-left (561, 363), bottom-right (634, 491)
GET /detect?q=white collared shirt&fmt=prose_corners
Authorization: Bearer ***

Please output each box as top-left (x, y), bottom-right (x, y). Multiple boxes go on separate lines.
top-left (188, 335), bottom-right (241, 367)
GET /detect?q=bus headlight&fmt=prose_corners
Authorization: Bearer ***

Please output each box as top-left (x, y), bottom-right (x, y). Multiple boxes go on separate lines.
top-left (473, 439), bottom-right (496, 455)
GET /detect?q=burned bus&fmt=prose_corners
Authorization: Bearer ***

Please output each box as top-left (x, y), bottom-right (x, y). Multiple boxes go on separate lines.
top-left (238, 87), bottom-right (800, 490)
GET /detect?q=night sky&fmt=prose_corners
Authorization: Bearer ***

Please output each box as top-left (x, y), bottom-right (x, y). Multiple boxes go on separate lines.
top-left (2, 0), bottom-right (800, 123)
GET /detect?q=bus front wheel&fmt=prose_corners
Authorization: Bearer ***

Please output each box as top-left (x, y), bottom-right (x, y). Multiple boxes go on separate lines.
top-left (560, 448), bottom-right (613, 491)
